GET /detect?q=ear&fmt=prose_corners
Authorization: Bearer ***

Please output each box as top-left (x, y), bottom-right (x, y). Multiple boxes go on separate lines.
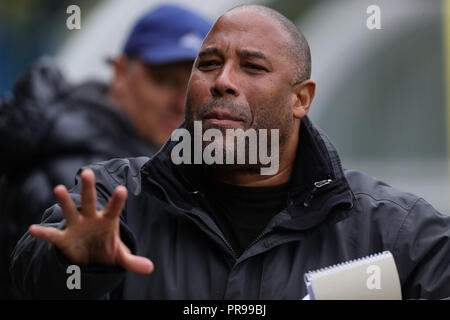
top-left (109, 55), bottom-right (131, 101)
top-left (291, 80), bottom-right (316, 120)
top-left (111, 55), bottom-right (129, 84)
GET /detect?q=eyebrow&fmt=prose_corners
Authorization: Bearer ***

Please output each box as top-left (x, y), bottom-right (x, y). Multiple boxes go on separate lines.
top-left (198, 47), bottom-right (221, 58)
top-left (237, 50), bottom-right (267, 60)
top-left (197, 47), bottom-right (273, 69)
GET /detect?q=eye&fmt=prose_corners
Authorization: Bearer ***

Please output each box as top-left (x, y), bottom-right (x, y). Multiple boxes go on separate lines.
top-left (198, 60), bottom-right (221, 71)
top-left (243, 63), bottom-right (267, 72)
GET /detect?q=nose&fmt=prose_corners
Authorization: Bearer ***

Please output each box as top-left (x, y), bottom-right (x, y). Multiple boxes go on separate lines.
top-left (210, 63), bottom-right (240, 98)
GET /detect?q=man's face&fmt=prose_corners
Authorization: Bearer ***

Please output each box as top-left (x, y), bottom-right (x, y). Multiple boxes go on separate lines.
top-left (185, 11), bottom-right (297, 162)
top-left (115, 59), bottom-right (192, 147)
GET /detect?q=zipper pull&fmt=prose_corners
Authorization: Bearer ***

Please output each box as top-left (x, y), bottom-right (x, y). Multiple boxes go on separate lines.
top-left (314, 179), bottom-right (333, 188)
top-left (303, 178), bottom-right (333, 207)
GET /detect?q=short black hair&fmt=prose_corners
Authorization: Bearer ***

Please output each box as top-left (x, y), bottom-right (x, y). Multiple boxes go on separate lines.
top-left (226, 5), bottom-right (311, 85)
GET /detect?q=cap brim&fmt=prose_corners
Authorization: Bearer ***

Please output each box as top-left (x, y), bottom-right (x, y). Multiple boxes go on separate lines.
top-left (136, 45), bottom-right (199, 65)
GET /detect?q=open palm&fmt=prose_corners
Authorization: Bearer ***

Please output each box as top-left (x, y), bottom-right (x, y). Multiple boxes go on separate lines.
top-left (29, 169), bottom-right (153, 275)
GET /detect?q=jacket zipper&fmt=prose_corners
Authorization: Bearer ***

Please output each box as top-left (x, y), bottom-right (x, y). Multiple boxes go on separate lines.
top-left (244, 229), bottom-right (272, 254)
top-left (196, 192), bottom-right (240, 258)
top-left (243, 178), bottom-right (333, 253)
top-left (145, 177), bottom-right (333, 258)
top-left (144, 178), bottom-right (239, 258)
top-left (303, 178), bottom-right (333, 207)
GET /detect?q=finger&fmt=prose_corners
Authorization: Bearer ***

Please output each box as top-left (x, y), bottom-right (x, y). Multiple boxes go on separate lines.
top-left (80, 169), bottom-right (97, 218)
top-left (54, 185), bottom-right (79, 226)
top-left (103, 186), bottom-right (127, 219)
top-left (29, 225), bottom-right (64, 246)
top-left (119, 253), bottom-right (154, 275)
top-left (117, 243), bottom-right (154, 275)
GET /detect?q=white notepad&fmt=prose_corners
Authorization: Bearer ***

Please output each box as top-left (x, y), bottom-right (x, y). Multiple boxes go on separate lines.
top-left (303, 251), bottom-right (402, 300)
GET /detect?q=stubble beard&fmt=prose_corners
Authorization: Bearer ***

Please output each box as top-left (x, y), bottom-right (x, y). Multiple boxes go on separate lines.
top-left (185, 96), bottom-right (295, 174)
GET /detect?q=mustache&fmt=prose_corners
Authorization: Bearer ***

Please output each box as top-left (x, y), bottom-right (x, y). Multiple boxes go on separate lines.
top-left (197, 99), bottom-right (251, 123)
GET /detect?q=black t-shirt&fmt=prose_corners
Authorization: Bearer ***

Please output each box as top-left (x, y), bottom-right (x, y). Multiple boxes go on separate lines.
top-left (205, 179), bottom-right (289, 257)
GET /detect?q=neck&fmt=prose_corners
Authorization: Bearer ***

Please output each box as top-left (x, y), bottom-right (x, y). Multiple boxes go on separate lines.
top-left (214, 123), bottom-right (300, 187)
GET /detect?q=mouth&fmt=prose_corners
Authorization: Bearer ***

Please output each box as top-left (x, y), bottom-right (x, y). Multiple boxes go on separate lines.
top-left (202, 109), bottom-right (244, 126)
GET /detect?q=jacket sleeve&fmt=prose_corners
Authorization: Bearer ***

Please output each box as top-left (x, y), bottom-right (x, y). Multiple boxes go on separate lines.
top-left (9, 162), bottom-right (138, 299)
top-left (393, 198), bottom-right (450, 299)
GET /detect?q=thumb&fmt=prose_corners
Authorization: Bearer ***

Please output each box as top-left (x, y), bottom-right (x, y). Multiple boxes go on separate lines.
top-left (117, 243), bottom-right (154, 275)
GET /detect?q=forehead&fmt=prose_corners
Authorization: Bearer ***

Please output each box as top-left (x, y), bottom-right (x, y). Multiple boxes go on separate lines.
top-left (202, 10), bottom-right (290, 56)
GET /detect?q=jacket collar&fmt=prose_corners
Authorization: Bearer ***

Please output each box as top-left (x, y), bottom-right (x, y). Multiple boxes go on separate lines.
top-left (141, 116), bottom-right (359, 232)
top-left (260, 115), bottom-right (358, 232)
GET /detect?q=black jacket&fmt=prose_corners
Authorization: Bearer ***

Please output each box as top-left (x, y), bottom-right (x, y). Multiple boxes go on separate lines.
top-left (0, 58), bottom-right (157, 299)
top-left (10, 115), bottom-right (450, 300)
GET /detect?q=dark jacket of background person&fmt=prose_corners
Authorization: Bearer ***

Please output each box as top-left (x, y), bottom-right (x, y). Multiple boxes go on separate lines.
top-left (10, 116), bottom-right (450, 299)
top-left (0, 58), bottom-right (157, 299)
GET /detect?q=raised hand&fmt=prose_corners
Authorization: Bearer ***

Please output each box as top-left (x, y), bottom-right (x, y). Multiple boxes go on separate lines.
top-left (28, 169), bottom-right (154, 275)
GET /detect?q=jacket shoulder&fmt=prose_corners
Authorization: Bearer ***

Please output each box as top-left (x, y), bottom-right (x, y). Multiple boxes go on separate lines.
top-left (344, 169), bottom-right (420, 212)
top-left (81, 156), bottom-right (150, 195)
top-left (343, 169), bottom-right (450, 299)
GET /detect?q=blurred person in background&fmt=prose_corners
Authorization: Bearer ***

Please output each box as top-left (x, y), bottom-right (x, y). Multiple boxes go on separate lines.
top-left (0, 4), bottom-right (211, 299)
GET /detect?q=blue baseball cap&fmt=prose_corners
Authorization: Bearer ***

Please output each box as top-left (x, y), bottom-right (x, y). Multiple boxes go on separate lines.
top-left (123, 4), bottom-right (212, 65)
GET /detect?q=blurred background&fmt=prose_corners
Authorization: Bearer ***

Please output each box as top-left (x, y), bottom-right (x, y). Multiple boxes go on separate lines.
top-left (0, 0), bottom-right (448, 214)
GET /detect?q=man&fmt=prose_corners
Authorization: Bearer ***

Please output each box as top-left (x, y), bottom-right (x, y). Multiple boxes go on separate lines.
top-left (11, 5), bottom-right (450, 299)
top-left (1, 5), bottom-right (211, 299)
